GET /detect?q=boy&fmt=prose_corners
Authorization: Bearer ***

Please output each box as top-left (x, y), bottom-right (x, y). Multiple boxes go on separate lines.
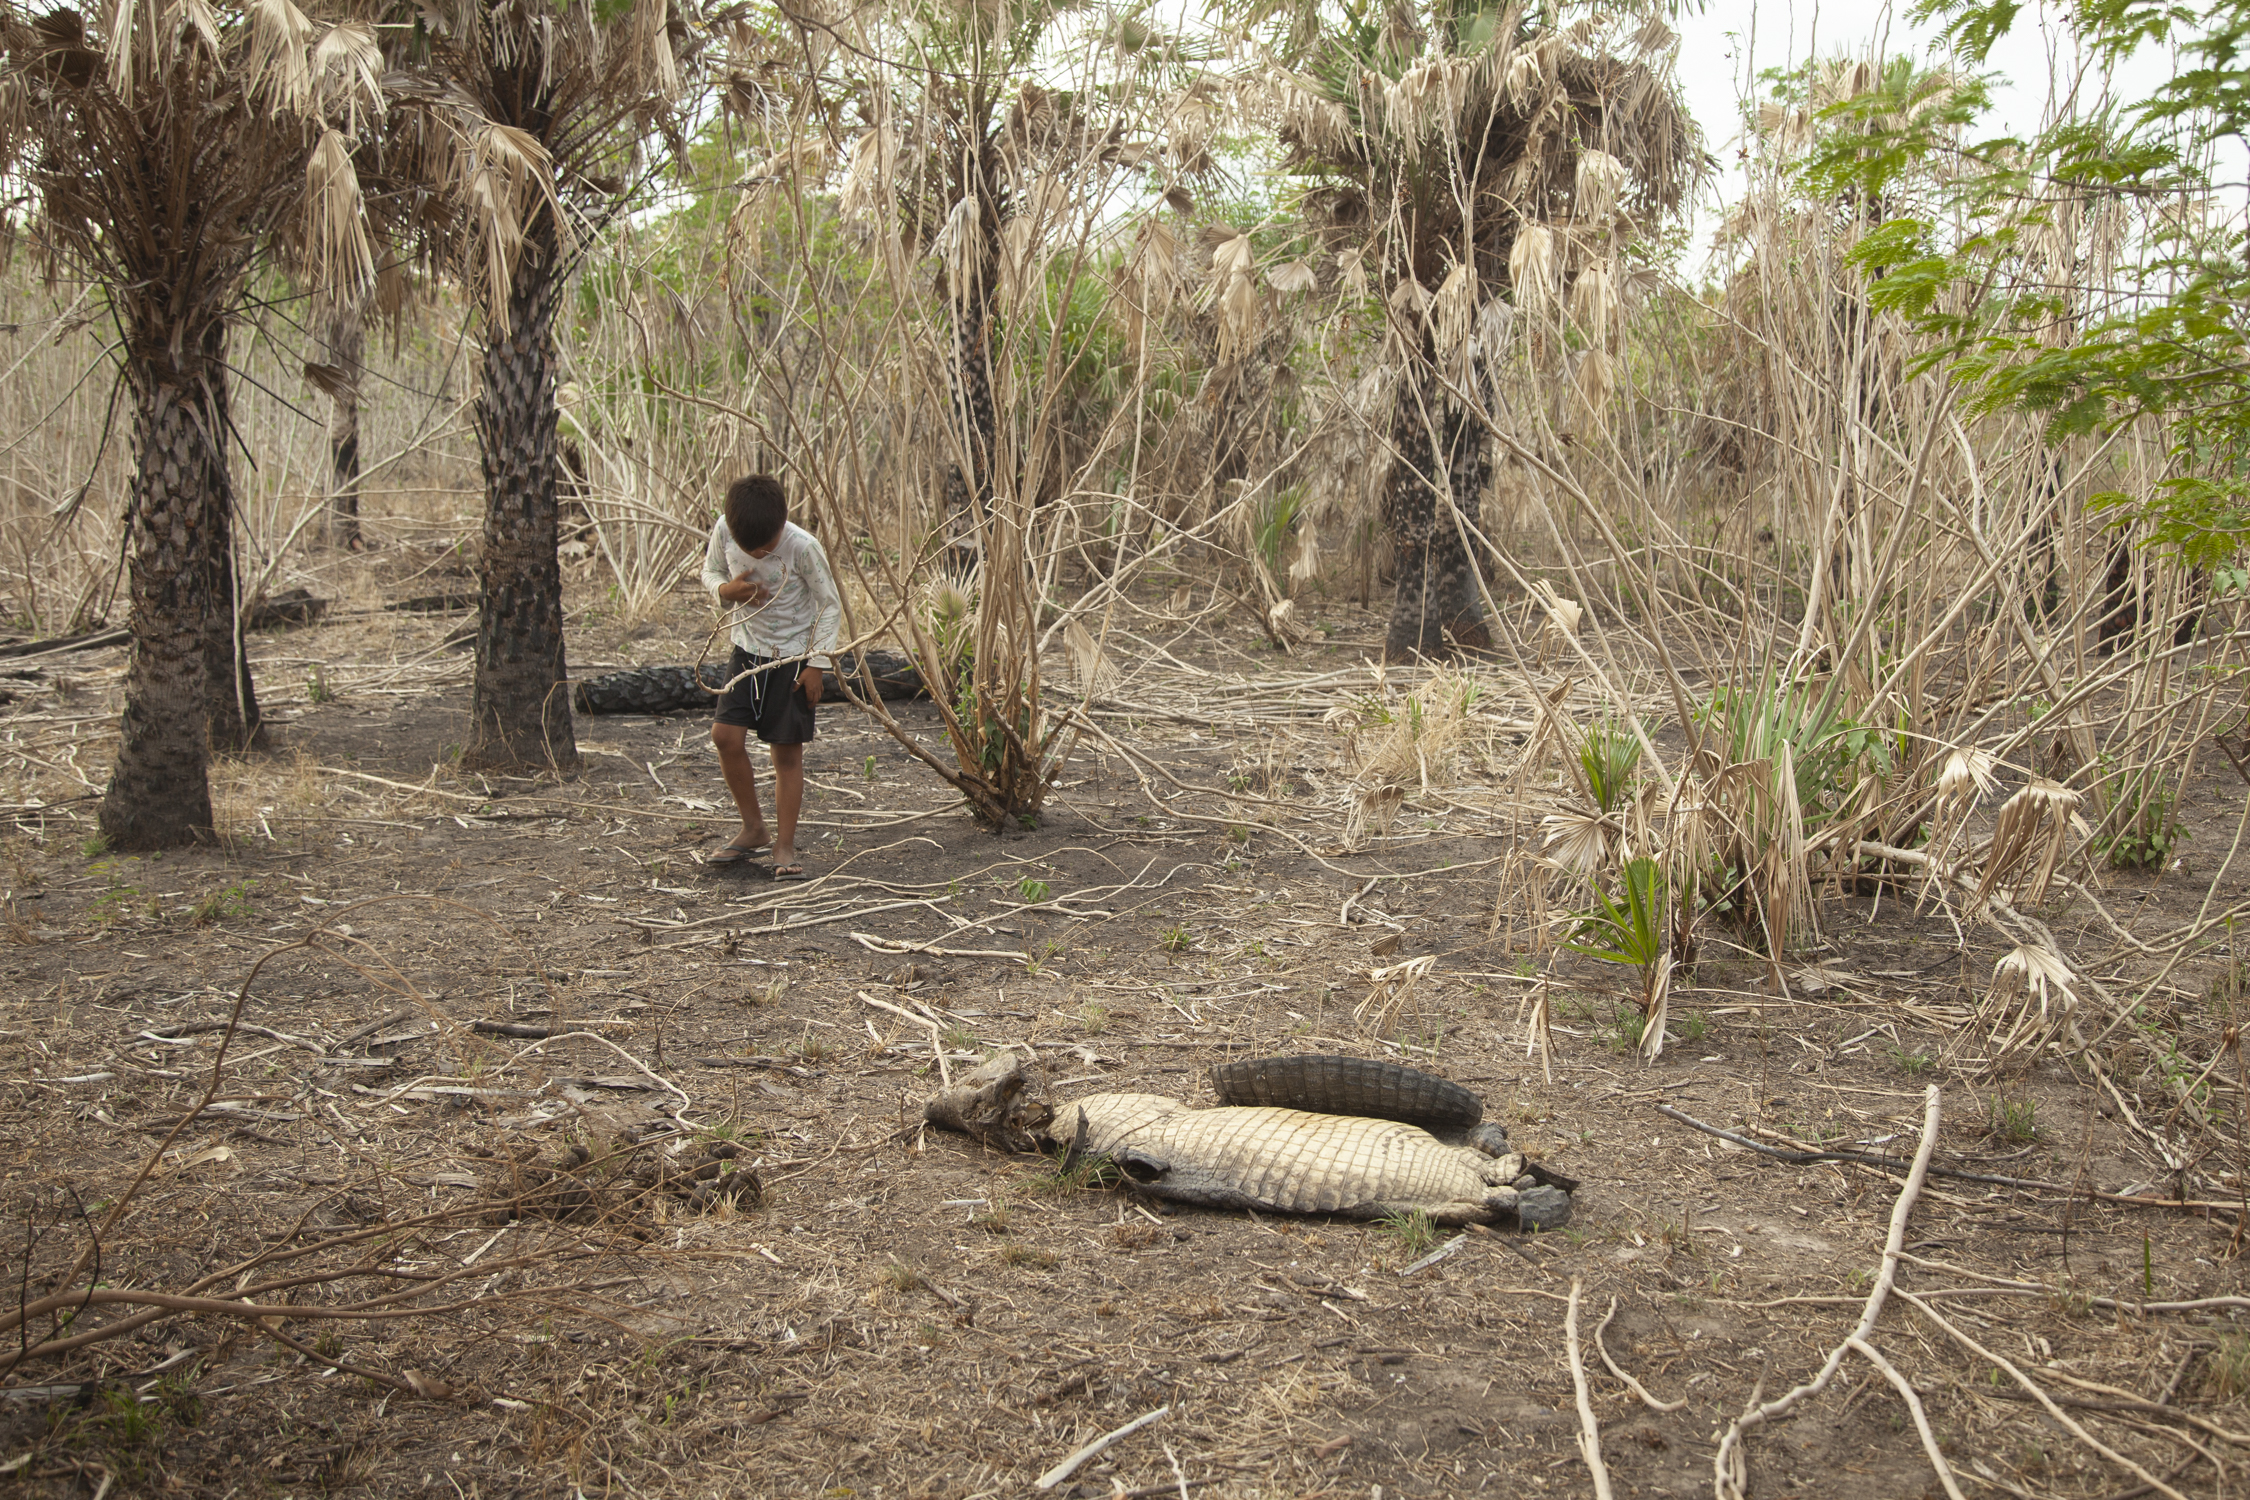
top-left (700, 474), bottom-right (842, 880)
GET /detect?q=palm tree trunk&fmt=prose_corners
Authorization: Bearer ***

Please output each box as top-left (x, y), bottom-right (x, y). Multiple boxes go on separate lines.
top-left (323, 299), bottom-right (364, 550)
top-left (195, 324), bottom-right (262, 754)
top-left (1381, 367), bottom-right (1492, 662)
top-left (464, 219), bottom-right (579, 774)
top-left (101, 364), bottom-right (218, 849)
top-left (941, 279), bottom-right (997, 572)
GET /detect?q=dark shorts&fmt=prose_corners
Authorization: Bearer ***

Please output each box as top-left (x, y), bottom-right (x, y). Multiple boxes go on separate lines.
top-left (713, 648), bottom-right (816, 744)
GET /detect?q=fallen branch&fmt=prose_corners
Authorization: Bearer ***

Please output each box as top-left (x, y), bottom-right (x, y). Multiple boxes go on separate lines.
top-left (1654, 1104), bottom-right (2231, 1210)
top-left (1903, 1291), bottom-right (2191, 1500)
top-left (1033, 1405), bottom-right (1170, 1491)
top-left (1593, 1298), bottom-right (1683, 1413)
top-left (1565, 1279), bottom-right (1615, 1500)
top-left (850, 931), bottom-right (1028, 961)
top-left (1713, 1085), bottom-right (1942, 1500)
top-left (1847, 1336), bottom-right (1968, 1500)
top-left (862, 991), bottom-right (952, 1086)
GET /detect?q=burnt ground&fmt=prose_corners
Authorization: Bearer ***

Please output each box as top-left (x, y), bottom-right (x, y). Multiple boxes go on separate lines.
top-left (1, 549), bottom-right (2247, 1498)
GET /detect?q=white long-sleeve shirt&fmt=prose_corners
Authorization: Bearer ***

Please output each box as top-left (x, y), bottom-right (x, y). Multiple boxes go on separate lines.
top-left (700, 518), bottom-right (843, 669)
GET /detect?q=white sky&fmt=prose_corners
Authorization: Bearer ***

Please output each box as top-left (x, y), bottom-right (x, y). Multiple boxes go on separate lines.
top-left (1672, 0), bottom-right (2187, 273)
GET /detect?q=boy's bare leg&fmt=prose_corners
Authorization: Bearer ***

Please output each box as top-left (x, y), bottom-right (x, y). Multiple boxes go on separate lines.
top-left (711, 723), bottom-right (769, 849)
top-left (770, 742), bottom-right (805, 870)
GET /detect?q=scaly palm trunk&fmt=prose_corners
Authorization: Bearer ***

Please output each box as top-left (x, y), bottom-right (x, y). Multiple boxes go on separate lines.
top-left (323, 299), bottom-right (364, 550)
top-left (1381, 364), bottom-right (1493, 662)
top-left (195, 323), bottom-right (262, 754)
top-left (940, 276), bottom-right (997, 572)
top-left (464, 215), bottom-right (579, 773)
top-left (101, 353), bottom-right (221, 849)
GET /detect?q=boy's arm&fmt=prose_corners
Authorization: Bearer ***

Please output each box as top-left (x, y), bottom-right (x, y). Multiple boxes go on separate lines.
top-left (700, 521), bottom-right (731, 605)
top-left (800, 532), bottom-right (844, 670)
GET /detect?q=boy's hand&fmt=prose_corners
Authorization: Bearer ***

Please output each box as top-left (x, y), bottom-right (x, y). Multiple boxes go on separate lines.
top-left (797, 665), bottom-right (823, 706)
top-left (720, 570), bottom-right (770, 606)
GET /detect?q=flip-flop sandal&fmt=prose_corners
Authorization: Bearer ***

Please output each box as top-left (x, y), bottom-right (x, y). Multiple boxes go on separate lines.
top-left (771, 864), bottom-right (809, 881)
top-left (707, 840), bottom-right (772, 868)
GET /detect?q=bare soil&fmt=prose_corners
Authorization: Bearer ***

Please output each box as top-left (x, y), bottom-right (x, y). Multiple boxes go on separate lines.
top-left (1, 555), bottom-right (2246, 1499)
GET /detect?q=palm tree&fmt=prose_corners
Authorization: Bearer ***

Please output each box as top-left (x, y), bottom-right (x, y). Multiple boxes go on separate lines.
top-left (387, 0), bottom-right (698, 774)
top-left (1255, 0), bottom-right (1694, 661)
top-left (0, 0), bottom-right (381, 847)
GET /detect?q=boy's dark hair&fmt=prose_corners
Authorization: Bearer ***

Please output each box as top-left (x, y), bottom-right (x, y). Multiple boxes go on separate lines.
top-left (724, 474), bottom-right (787, 552)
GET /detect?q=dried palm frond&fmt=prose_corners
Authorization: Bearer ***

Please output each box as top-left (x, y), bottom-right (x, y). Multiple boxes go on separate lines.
top-left (1916, 746), bottom-right (2000, 902)
top-left (1268, 598), bottom-right (1312, 645)
top-left (1540, 804), bottom-right (1619, 877)
top-left (1502, 46), bottom-right (1540, 107)
top-left (304, 129), bottom-right (373, 307)
top-left (1982, 944), bottom-right (2080, 1067)
top-left (1532, 579), bottom-right (1582, 641)
top-left (1288, 523), bottom-right (1322, 587)
top-left (244, 0), bottom-right (315, 117)
top-left (1430, 259), bottom-right (1475, 356)
top-left (1937, 747), bottom-right (2001, 802)
top-left (837, 124), bottom-right (894, 223)
top-left (1570, 346), bottom-right (1615, 424)
top-left (453, 119), bottom-right (561, 326)
top-left (1574, 148), bottom-right (1624, 220)
top-left (1345, 783), bottom-right (1407, 846)
top-left (1336, 243), bottom-right (1368, 300)
top-left (935, 193), bottom-right (980, 305)
top-left (1640, 949), bottom-right (1673, 1061)
top-left (1356, 954), bottom-right (1437, 1037)
top-left (311, 21), bottom-right (382, 136)
top-left (1510, 223), bottom-right (1555, 309)
top-left (1062, 617), bottom-right (1114, 695)
top-left (733, 136), bottom-right (828, 249)
top-left (1569, 259), bottom-right (1616, 345)
top-left (1975, 780), bottom-right (2079, 909)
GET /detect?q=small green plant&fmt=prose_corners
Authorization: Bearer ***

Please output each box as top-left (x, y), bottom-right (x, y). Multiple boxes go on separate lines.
top-left (2098, 768), bottom-right (2184, 871)
top-left (1000, 1243), bottom-right (1060, 1269)
top-left (970, 1201), bottom-right (1012, 1235)
top-left (96, 1387), bottom-right (158, 1446)
top-left (1605, 1005), bottom-right (1648, 1054)
top-left (1988, 1093), bottom-right (2038, 1143)
top-left (1017, 876), bottom-right (1051, 903)
top-left (1372, 1208), bottom-right (1440, 1261)
top-left (880, 1260), bottom-right (923, 1292)
top-left (863, 754), bottom-right (879, 782)
top-left (190, 879), bottom-right (257, 925)
top-left (2209, 1334), bottom-right (2250, 1399)
top-left (1161, 924), bottom-right (1192, 953)
top-left (1023, 939), bottom-right (1063, 978)
top-left (797, 1032), bottom-right (829, 1065)
top-left (79, 832), bottom-right (109, 859)
top-left (2207, 956), bottom-right (2247, 1015)
top-left (89, 883), bottom-right (140, 926)
top-left (942, 1023), bottom-right (975, 1052)
top-left (1252, 483), bottom-right (1304, 580)
top-left (1564, 857), bottom-right (1666, 1014)
top-left (1074, 1002), bottom-right (1108, 1033)
top-left (1680, 1011), bottom-right (1711, 1043)
top-left (1020, 1152), bottom-right (1121, 1195)
top-left (1577, 717), bottom-right (1643, 814)
top-left (1888, 1045), bottom-right (1933, 1076)
top-left (1225, 824), bottom-right (1252, 845)
top-left (306, 665), bottom-right (336, 704)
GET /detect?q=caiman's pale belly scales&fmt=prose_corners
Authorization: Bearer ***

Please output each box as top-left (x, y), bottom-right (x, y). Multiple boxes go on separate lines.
top-left (1068, 1094), bottom-right (1520, 1222)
